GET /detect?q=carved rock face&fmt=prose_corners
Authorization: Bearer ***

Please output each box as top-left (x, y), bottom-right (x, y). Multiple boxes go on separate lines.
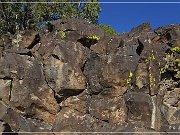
top-left (0, 19), bottom-right (179, 133)
top-left (124, 92), bottom-right (153, 127)
top-left (43, 41), bottom-right (87, 94)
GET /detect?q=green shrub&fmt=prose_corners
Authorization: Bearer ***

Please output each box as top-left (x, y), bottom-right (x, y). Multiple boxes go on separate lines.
top-left (170, 47), bottom-right (180, 54)
top-left (145, 54), bottom-right (155, 63)
top-left (160, 54), bottom-right (180, 78)
top-left (100, 24), bottom-right (118, 36)
top-left (86, 35), bottom-right (100, 41)
top-left (166, 47), bottom-right (180, 54)
top-left (126, 71), bottom-right (133, 87)
top-left (59, 30), bottom-right (66, 39)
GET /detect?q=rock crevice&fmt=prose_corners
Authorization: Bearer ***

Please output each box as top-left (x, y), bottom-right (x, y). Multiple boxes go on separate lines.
top-left (0, 19), bottom-right (179, 133)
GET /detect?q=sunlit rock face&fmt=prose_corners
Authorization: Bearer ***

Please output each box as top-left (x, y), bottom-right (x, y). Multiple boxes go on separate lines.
top-left (0, 19), bottom-right (179, 133)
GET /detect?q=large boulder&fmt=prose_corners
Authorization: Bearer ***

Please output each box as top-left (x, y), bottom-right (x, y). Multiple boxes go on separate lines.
top-left (43, 41), bottom-right (88, 98)
top-left (88, 95), bottom-right (127, 125)
top-left (50, 18), bottom-right (104, 41)
top-left (159, 79), bottom-right (180, 125)
top-left (84, 44), bottom-right (139, 95)
top-left (19, 30), bottom-right (40, 49)
top-left (0, 19), bottom-right (179, 133)
top-left (0, 102), bottom-right (8, 120)
top-left (123, 92), bottom-right (163, 130)
top-left (2, 108), bottom-right (52, 132)
top-left (0, 50), bottom-right (59, 125)
top-left (154, 24), bottom-right (180, 47)
top-left (52, 107), bottom-right (110, 132)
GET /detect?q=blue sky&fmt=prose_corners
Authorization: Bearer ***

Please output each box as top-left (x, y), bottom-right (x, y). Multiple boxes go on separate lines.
top-left (98, 0), bottom-right (180, 32)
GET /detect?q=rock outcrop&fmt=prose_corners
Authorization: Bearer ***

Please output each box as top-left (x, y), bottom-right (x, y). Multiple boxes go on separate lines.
top-left (0, 19), bottom-right (179, 134)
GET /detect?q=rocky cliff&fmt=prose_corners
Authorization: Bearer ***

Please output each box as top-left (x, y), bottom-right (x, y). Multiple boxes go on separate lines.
top-left (0, 19), bottom-right (179, 134)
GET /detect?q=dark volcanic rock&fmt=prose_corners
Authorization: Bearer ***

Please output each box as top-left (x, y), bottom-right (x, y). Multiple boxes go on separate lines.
top-left (124, 92), bottom-right (153, 128)
top-left (19, 30), bottom-right (40, 49)
top-left (3, 108), bottom-right (52, 132)
top-left (158, 79), bottom-right (180, 125)
top-left (60, 89), bottom-right (90, 114)
top-left (43, 40), bottom-right (88, 97)
top-left (0, 121), bottom-right (5, 133)
top-left (84, 45), bottom-right (139, 95)
top-left (0, 102), bottom-right (8, 120)
top-left (154, 24), bottom-right (180, 47)
top-left (50, 18), bottom-right (104, 40)
top-left (88, 94), bottom-right (127, 124)
top-left (0, 51), bottom-right (59, 126)
top-left (0, 19), bottom-right (179, 133)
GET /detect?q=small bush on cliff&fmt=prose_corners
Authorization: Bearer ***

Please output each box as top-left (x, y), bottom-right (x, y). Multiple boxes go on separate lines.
top-left (145, 54), bottom-right (155, 63)
top-left (100, 24), bottom-right (118, 36)
top-left (126, 71), bottom-right (133, 88)
top-left (160, 54), bottom-right (180, 79)
top-left (170, 47), bottom-right (180, 54)
top-left (0, 0), bottom-right (101, 34)
top-left (86, 35), bottom-right (100, 41)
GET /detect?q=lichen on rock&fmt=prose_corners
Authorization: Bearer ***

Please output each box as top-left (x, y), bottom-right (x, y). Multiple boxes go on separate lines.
top-left (0, 19), bottom-right (179, 133)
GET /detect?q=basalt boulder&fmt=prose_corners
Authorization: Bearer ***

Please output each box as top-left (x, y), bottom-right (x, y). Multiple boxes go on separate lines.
top-left (0, 19), bottom-right (179, 134)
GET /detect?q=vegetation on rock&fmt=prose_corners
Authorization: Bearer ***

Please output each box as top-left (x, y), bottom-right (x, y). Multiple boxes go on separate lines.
top-left (86, 35), bottom-right (100, 41)
top-left (126, 71), bottom-right (133, 87)
top-left (145, 54), bottom-right (155, 63)
top-left (160, 54), bottom-right (180, 78)
top-left (100, 24), bottom-right (118, 36)
top-left (169, 47), bottom-right (180, 54)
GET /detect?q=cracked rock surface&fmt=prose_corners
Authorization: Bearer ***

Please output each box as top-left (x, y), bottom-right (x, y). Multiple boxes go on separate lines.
top-left (0, 19), bottom-right (179, 134)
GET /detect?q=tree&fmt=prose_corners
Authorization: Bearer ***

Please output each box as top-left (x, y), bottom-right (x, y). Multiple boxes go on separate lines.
top-left (0, 0), bottom-right (101, 34)
top-left (80, 0), bottom-right (101, 24)
top-left (100, 24), bottom-right (118, 36)
top-left (0, 0), bottom-right (22, 34)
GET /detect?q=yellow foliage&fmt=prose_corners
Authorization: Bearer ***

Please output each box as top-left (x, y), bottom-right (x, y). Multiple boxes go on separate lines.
top-left (86, 35), bottom-right (100, 41)
top-left (145, 54), bottom-right (155, 63)
top-left (170, 47), bottom-right (180, 53)
top-left (126, 71), bottom-right (133, 87)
